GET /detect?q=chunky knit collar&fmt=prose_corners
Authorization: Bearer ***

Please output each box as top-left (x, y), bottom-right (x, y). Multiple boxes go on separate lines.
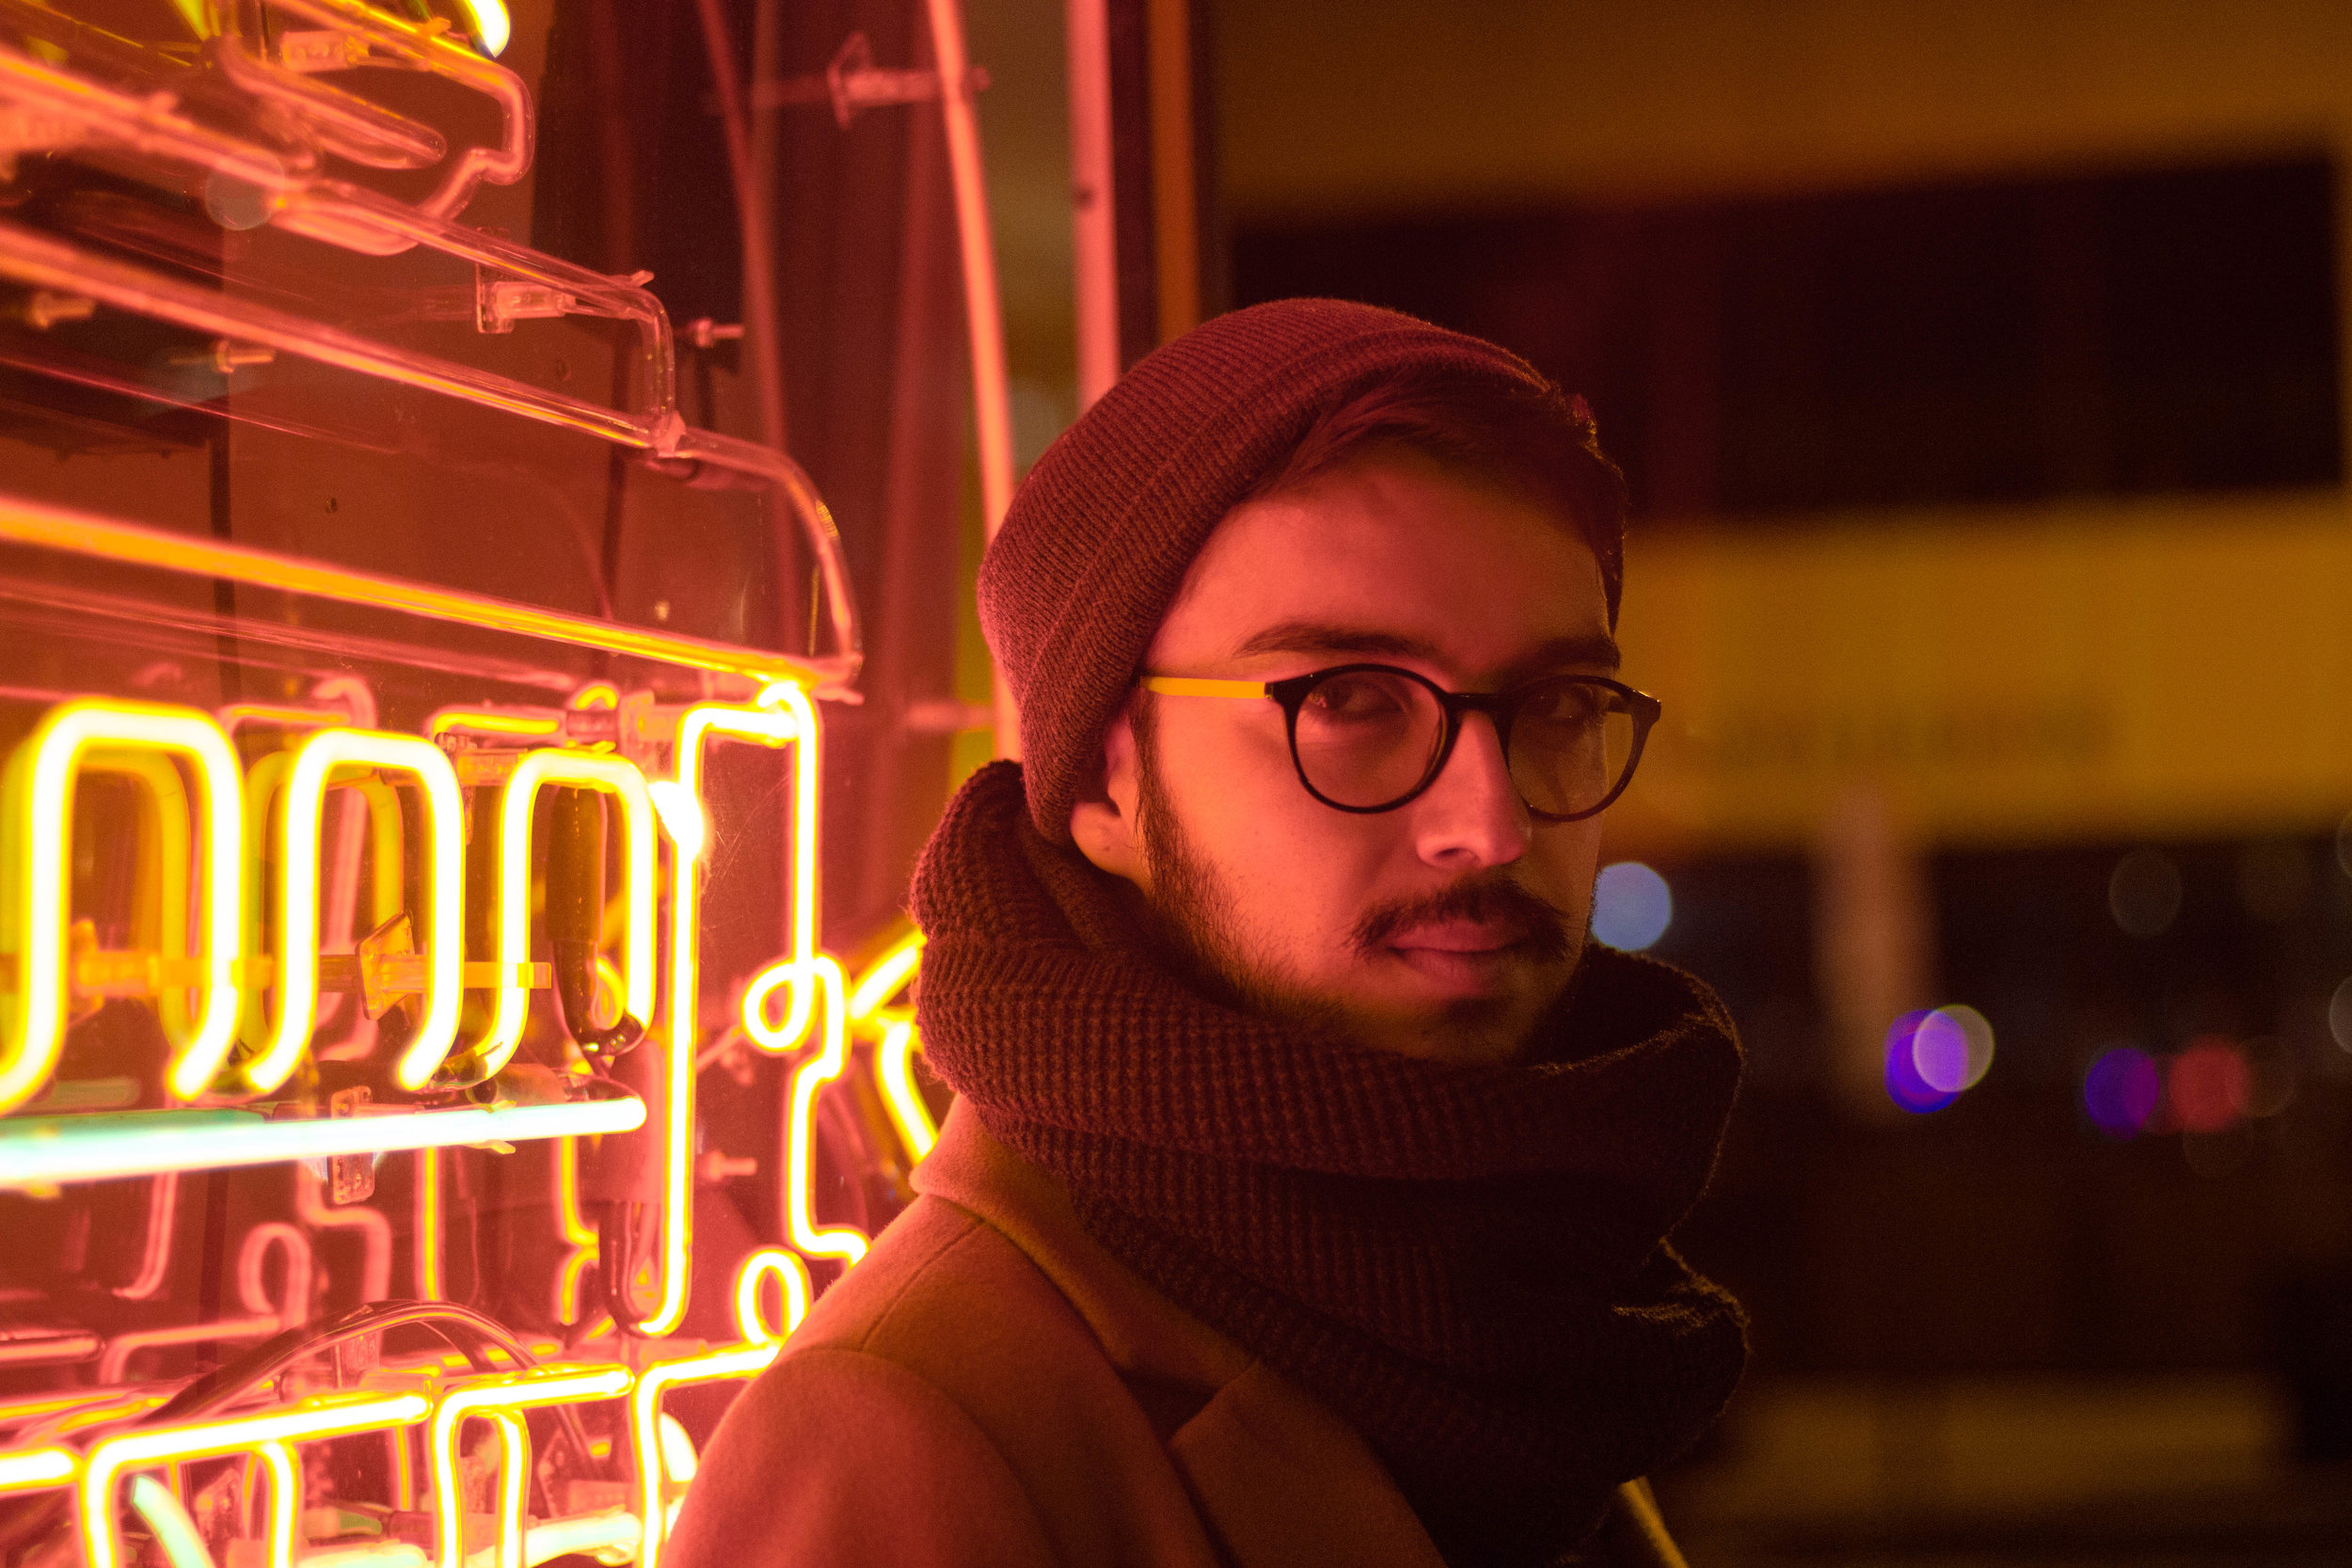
top-left (910, 762), bottom-right (1747, 1568)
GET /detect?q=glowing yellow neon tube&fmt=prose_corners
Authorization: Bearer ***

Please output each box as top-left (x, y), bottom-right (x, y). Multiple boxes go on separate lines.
top-left (429, 1369), bottom-right (631, 1568)
top-left (550, 1136), bottom-right (598, 1325)
top-left (628, 1347), bottom-right (779, 1568)
top-left (481, 752), bottom-right (656, 1080)
top-left (0, 1448), bottom-right (74, 1489)
top-left (457, 0), bottom-right (513, 56)
top-left (243, 731), bottom-right (465, 1094)
top-left (80, 1393), bottom-right (430, 1568)
top-left (636, 692), bottom-right (814, 1336)
top-left (426, 708), bottom-right (560, 740)
top-left (847, 928), bottom-right (922, 1020)
top-left (742, 955), bottom-right (866, 1264)
top-left (730, 1248), bottom-right (811, 1345)
top-left (0, 496), bottom-right (834, 688)
top-left (0, 701), bottom-right (243, 1113)
top-left (874, 1020), bottom-right (935, 1161)
top-left (847, 929), bottom-right (933, 1160)
top-left (129, 1476), bottom-right (215, 1568)
top-left (0, 1095), bottom-right (645, 1187)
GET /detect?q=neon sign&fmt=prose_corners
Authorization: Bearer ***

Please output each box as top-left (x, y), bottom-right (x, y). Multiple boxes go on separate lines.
top-left (0, 676), bottom-right (941, 1568)
top-left (0, 2), bottom-right (997, 1564)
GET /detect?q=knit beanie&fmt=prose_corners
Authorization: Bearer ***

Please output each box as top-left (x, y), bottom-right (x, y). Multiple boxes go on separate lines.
top-left (977, 297), bottom-right (1622, 845)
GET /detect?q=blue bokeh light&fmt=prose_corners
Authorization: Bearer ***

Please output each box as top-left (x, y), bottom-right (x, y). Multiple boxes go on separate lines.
top-left (2082, 1046), bottom-right (2163, 1139)
top-left (1591, 862), bottom-right (1673, 951)
top-left (1883, 1011), bottom-right (1958, 1114)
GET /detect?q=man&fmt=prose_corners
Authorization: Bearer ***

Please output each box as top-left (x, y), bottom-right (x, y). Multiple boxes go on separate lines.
top-left (670, 300), bottom-right (1746, 1567)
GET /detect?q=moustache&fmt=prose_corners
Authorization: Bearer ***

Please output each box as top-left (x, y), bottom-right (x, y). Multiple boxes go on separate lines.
top-left (1350, 876), bottom-right (1575, 960)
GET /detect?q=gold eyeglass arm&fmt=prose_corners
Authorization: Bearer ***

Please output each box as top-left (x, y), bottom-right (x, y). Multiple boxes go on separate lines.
top-left (1136, 676), bottom-right (1272, 699)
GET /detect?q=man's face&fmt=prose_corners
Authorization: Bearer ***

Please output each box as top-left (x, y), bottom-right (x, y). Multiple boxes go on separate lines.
top-left (1069, 446), bottom-right (1618, 1065)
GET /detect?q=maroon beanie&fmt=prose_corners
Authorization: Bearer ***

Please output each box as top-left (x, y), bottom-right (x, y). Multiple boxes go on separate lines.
top-left (978, 297), bottom-right (1620, 845)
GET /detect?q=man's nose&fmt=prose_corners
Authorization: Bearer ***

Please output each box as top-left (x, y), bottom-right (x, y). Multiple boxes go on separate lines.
top-left (1411, 711), bottom-right (1530, 869)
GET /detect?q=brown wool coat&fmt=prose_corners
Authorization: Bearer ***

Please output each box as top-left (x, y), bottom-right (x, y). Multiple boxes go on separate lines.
top-left (667, 1101), bottom-right (1691, 1568)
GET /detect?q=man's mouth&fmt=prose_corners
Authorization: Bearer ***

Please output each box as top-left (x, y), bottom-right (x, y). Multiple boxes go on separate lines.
top-left (1385, 918), bottom-right (1530, 956)
top-left (1353, 879), bottom-right (1573, 998)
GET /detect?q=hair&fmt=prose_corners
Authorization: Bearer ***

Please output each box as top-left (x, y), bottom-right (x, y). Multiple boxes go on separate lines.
top-left (1235, 369), bottom-right (1629, 625)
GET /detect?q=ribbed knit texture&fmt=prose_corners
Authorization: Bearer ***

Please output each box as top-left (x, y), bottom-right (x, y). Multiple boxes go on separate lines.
top-left (978, 297), bottom-right (1619, 846)
top-left (911, 763), bottom-right (1750, 1568)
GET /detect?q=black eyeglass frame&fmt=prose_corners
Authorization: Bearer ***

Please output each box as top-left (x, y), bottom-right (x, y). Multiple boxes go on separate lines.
top-left (1136, 662), bottom-right (1663, 820)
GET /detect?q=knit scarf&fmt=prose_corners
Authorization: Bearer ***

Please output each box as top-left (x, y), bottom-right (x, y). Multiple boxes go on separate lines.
top-left (910, 763), bottom-right (1748, 1568)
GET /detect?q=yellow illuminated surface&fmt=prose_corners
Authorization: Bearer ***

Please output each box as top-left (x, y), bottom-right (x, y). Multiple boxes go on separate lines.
top-left (732, 1248), bottom-right (812, 1345)
top-left (482, 751), bottom-right (657, 1081)
top-left (456, 0), bottom-right (513, 57)
top-left (629, 1346), bottom-right (781, 1568)
top-left (80, 1394), bottom-right (430, 1568)
top-left (847, 928), bottom-right (934, 1161)
top-left (0, 680), bottom-right (882, 1543)
top-left (243, 731), bottom-right (466, 1095)
top-left (0, 1448), bottom-right (73, 1489)
top-left (0, 702), bottom-right (245, 1114)
top-left (429, 1368), bottom-right (630, 1568)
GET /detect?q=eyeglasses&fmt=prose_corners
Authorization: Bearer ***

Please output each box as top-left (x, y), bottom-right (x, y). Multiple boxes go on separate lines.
top-left (1136, 663), bottom-right (1662, 819)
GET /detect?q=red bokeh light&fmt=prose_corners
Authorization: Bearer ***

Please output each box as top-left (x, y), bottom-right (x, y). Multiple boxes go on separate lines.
top-left (2166, 1037), bottom-right (2249, 1134)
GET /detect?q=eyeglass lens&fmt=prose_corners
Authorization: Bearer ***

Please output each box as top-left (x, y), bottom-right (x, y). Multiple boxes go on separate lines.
top-left (1289, 669), bottom-right (1637, 815)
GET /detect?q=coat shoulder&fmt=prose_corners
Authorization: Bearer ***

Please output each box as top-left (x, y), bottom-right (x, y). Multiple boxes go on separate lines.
top-left (682, 1195), bottom-right (1224, 1568)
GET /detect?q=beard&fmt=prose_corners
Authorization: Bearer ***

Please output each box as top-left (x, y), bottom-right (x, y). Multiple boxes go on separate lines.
top-left (1128, 701), bottom-right (1581, 1058)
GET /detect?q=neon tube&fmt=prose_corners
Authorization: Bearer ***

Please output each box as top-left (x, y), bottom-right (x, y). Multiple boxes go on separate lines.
top-left (0, 492), bottom-right (834, 689)
top-left (846, 929), bottom-right (923, 1020)
top-left (415, 1148), bottom-right (442, 1302)
top-left (639, 695), bottom-right (812, 1335)
top-left (517, 1512), bottom-right (639, 1568)
top-left (628, 1348), bottom-right (779, 1568)
top-left (874, 1021), bottom-right (936, 1161)
top-left (129, 1476), bottom-right (216, 1568)
top-left (0, 1449), bottom-right (74, 1489)
top-left (244, 731), bottom-right (465, 1094)
top-left (730, 1249), bottom-right (811, 1345)
top-left (922, 0), bottom-right (1015, 538)
top-left (0, 701), bottom-right (244, 1114)
top-left (0, 1096), bottom-right (645, 1186)
top-left (429, 1369), bottom-right (631, 1568)
top-left (550, 1137), bottom-right (598, 1325)
top-left (0, 229), bottom-right (858, 682)
top-left (742, 954), bottom-right (865, 1264)
top-left (80, 1393), bottom-right (431, 1568)
top-left (483, 752), bottom-right (657, 1079)
top-left (846, 930), bottom-right (936, 1159)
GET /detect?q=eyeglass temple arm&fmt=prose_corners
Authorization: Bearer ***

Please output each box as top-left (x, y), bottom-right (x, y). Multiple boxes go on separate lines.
top-left (1136, 676), bottom-right (1272, 699)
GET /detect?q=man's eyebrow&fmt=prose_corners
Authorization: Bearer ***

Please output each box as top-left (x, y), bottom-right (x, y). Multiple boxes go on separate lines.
top-left (1230, 622), bottom-right (1623, 673)
top-left (1511, 633), bottom-right (1623, 675)
top-left (1231, 621), bottom-right (1439, 661)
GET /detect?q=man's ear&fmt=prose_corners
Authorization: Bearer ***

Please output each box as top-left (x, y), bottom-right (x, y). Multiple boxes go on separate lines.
top-left (1068, 703), bottom-right (1149, 888)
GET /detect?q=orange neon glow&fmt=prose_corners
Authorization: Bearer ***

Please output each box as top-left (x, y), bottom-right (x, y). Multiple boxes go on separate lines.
top-left (242, 730), bottom-right (465, 1095)
top-left (550, 1135), bottom-right (598, 1325)
top-left (0, 701), bottom-right (244, 1113)
top-left (416, 1148), bottom-right (443, 1301)
top-left (742, 954), bottom-right (866, 1264)
top-left (127, 1475), bottom-right (214, 1568)
top-left (628, 1346), bottom-right (780, 1568)
top-left (480, 751), bottom-right (657, 1080)
top-left (0, 497), bottom-right (833, 688)
top-left (79, 1392), bottom-right (430, 1568)
top-left (846, 929), bottom-right (933, 1160)
top-left (635, 687), bottom-right (818, 1334)
top-left (730, 1248), bottom-right (812, 1346)
top-left (429, 1368), bottom-right (630, 1568)
top-left (426, 708), bottom-right (562, 740)
top-left (0, 1448), bottom-right (73, 1489)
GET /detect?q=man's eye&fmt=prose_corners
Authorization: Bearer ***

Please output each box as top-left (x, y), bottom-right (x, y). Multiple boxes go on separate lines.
top-left (1519, 685), bottom-right (1604, 726)
top-left (1305, 673), bottom-right (1413, 721)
